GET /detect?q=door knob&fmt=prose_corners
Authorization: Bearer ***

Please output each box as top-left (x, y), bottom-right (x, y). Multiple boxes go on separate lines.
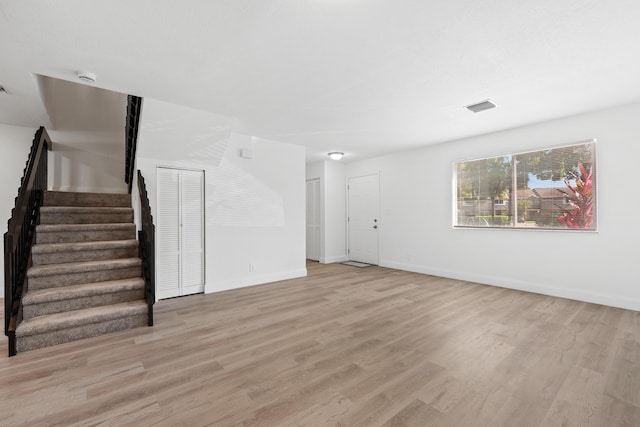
top-left (373, 225), bottom-right (378, 229)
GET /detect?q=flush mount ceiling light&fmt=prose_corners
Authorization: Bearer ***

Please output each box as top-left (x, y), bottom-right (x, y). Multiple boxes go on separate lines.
top-left (328, 152), bottom-right (344, 160)
top-left (77, 71), bottom-right (96, 83)
top-left (465, 99), bottom-right (496, 113)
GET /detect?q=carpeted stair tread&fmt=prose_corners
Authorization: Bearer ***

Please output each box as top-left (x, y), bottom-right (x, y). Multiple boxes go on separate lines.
top-left (36, 223), bottom-right (135, 233)
top-left (40, 206), bottom-right (133, 214)
top-left (22, 278), bottom-right (145, 305)
top-left (28, 258), bottom-right (141, 278)
top-left (16, 300), bottom-right (148, 337)
top-left (44, 191), bottom-right (131, 207)
top-left (32, 239), bottom-right (138, 255)
top-left (39, 206), bottom-right (134, 225)
top-left (35, 223), bottom-right (137, 244)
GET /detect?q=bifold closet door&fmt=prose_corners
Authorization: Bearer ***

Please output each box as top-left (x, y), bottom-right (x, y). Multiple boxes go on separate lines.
top-left (179, 169), bottom-right (205, 295)
top-left (306, 179), bottom-right (320, 261)
top-left (157, 167), bottom-right (204, 299)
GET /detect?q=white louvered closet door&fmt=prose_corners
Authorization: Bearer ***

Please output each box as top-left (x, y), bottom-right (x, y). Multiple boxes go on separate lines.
top-left (157, 168), bottom-right (181, 299)
top-left (180, 169), bottom-right (204, 295)
top-left (156, 167), bottom-right (204, 299)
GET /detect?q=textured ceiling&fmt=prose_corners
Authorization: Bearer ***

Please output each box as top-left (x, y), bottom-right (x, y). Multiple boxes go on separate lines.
top-left (1, 0), bottom-right (640, 163)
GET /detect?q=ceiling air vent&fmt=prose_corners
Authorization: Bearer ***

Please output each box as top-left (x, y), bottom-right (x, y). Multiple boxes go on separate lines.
top-left (465, 99), bottom-right (496, 113)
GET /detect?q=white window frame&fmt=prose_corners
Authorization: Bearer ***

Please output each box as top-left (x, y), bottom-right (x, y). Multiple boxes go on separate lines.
top-left (453, 141), bottom-right (597, 231)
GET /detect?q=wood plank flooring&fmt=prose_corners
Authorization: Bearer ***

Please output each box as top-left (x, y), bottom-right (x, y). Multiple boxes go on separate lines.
top-left (1, 261), bottom-right (640, 426)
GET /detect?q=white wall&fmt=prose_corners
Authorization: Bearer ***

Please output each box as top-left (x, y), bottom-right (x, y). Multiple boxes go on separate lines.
top-left (0, 123), bottom-right (39, 288)
top-left (345, 102), bottom-right (640, 311)
top-left (42, 77), bottom-right (129, 194)
top-left (48, 130), bottom-right (128, 193)
top-left (306, 160), bottom-right (348, 264)
top-left (323, 160), bottom-right (347, 263)
top-left (137, 98), bottom-right (306, 296)
top-left (306, 162), bottom-right (323, 181)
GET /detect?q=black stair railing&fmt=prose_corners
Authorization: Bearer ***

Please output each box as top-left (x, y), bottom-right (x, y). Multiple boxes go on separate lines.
top-left (137, 170), bottom-right (155, 326)
top-left (125, 95), bottom-right (143, 194)
top-left (4, 126), bottom-right (52, 356)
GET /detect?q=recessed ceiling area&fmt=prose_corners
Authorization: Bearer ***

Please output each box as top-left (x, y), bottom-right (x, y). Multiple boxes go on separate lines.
top-left (39, 75), bottom-right (127, 135)
top-left (1, 1), bottom-right (640, 163)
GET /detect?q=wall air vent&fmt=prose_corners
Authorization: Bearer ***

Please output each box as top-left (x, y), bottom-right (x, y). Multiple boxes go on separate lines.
top-left (465, 99), bottom-right (496, 113)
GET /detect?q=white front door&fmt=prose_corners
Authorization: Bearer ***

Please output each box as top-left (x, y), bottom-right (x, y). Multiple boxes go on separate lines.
top-left (157, 167), bottom-right (205, 299)
top-left (348, 174), bottom-right (379, 265)
top-left (306, 179), bottom-right (321, 261)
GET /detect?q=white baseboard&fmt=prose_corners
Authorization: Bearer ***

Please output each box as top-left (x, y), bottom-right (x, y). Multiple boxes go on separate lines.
top-left (206, 268), bottom-right (308, 294)
top-left (381, 260), bottom-right (640, 312)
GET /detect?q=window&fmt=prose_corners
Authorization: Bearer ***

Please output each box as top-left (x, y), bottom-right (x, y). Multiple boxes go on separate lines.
top-left (454, 141), bottom-right (596, 230)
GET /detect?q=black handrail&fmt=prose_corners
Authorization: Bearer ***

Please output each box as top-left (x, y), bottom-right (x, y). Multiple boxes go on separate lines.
top-left (125, 96), bottom-right (143, 194)
top-left (4, 127), bottom-right (51, 356)
top-left (137, 170), bottom-right (155, 326)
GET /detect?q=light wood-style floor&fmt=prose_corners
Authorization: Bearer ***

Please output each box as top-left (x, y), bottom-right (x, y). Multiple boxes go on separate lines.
top-left (1, 261), bottom-right (640, 426)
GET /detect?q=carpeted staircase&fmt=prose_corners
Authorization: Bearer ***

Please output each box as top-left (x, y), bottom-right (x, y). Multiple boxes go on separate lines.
top-left (15, 191), bottom-right (149, 352)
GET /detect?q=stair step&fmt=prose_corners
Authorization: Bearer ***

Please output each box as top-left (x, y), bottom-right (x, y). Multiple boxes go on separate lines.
top-left (32, 240), bottom-right (139, 265)
top-left (15, 300), bottom-right (148, 352)
top-left (40, 206), bottom-right (134, 224)
top-left (22, 278), bottom-right (145, 318)
top-left (44, 191), bottom-right (131, 207)
top-left (28, 258), bottom-right (142, 290)
top-left (36, 223), bottom-right (136, 244)
top-left (15, 190), bottom-right (150, 354)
